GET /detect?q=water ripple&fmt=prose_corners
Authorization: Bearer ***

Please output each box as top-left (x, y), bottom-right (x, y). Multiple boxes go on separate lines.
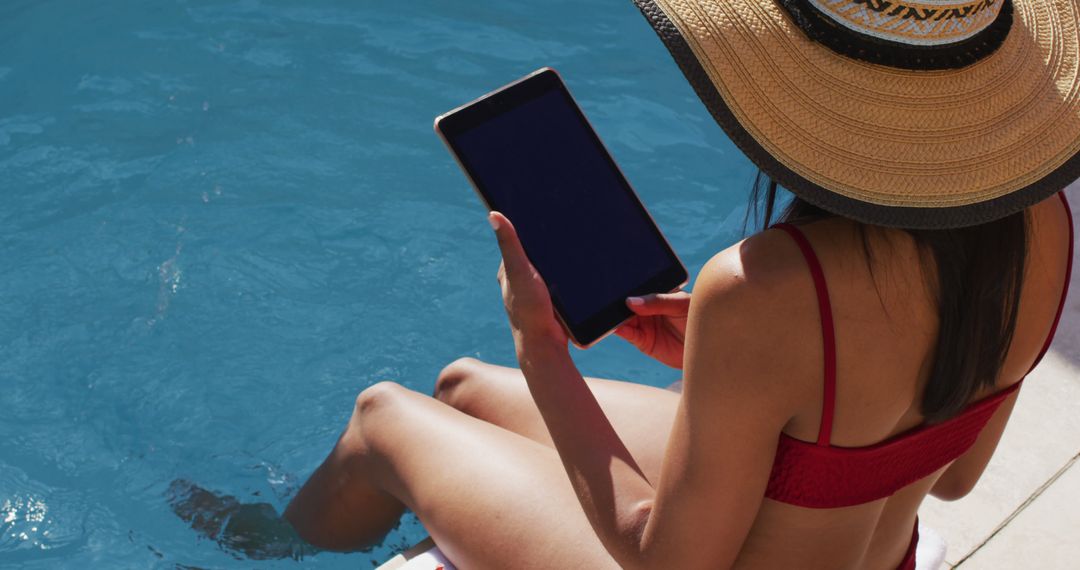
top-left (0, 0), bottom-right (753, 567)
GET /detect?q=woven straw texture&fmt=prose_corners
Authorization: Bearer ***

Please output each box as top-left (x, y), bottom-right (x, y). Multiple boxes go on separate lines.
top-left (635, 0), bottom-right (1080, 227)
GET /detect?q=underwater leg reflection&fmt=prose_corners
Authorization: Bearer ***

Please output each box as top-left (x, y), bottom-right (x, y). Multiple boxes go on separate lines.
top-left (167, 479), bottom-right (320, 560)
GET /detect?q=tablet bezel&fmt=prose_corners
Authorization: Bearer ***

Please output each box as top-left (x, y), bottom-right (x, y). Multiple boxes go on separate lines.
top-left (435, 67), bottom-right (688, 348)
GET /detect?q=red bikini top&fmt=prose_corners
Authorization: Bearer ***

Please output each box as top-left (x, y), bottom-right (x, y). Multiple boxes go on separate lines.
top-left (764, 192), bottom-right (1074, 509)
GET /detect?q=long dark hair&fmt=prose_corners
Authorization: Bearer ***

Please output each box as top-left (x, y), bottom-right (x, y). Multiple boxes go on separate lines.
top-left (746, 173), bottom-right (1029, 423)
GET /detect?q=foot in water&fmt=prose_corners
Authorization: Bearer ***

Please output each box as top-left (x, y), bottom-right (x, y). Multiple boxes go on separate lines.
top-left (167, 479), bottom-right (320, 560)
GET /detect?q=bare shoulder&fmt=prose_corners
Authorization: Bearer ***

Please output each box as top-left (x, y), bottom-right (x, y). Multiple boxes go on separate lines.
top-left (684, 227), bottom-right (826, 409)
top-left (694, 226), bottom-right (818, 305)
top-left (1028, 192), bottom-right (1073, 271)
top-left (1006, 192), bottom-right (1074, 375)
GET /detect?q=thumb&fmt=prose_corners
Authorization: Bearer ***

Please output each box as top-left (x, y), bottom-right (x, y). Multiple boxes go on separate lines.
top-left (488, 211), bottom-right (531, 277)
top-left (625, 291), bottom-right (691, 316)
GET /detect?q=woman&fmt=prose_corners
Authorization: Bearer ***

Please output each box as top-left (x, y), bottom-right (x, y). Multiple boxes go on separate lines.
top-left (284, 0), bottom-right (1078, 567)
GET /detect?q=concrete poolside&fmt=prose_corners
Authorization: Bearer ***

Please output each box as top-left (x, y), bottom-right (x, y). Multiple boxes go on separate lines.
top-left (916, 180), bottom-right (1080, 568)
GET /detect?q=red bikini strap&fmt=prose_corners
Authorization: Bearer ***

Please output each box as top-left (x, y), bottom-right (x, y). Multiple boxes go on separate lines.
top-left (774, 223), bottom-right (837, 447)
top-left (1028, 191), bottom-right (1075, 373)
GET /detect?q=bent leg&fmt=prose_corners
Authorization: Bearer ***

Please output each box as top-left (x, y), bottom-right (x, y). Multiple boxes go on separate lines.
top-left (434, 358), bottom-right (680, 484)
top-left (287, 381), bottom-right (619, 569)
top-left (284, 390), bottom-right (409, 550)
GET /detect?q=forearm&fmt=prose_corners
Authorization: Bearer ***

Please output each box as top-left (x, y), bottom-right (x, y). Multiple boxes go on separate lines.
top-left (516, 335), bottom-right (656, 567)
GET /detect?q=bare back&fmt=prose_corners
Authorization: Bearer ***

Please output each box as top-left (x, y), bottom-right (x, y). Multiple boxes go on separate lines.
top-left (729, 194), bottom-right (1073, 569)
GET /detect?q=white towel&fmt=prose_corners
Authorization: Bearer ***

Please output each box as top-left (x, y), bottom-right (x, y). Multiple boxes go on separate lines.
top-left (398, 545), bottom-right (457, 570)
top-left (916, 522), bottom-right (947, 570)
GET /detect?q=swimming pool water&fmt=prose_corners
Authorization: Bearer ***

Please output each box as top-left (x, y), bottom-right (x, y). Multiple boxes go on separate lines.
top-left (0, 0), bottom-right (758, 567)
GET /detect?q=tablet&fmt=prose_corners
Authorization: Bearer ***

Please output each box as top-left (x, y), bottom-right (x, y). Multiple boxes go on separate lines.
top-left (435, 68), bottom-right (688, 348)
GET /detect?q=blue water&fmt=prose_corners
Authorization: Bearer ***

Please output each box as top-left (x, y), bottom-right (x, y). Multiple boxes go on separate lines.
top-left (0, 1), bottom-right (757, 567)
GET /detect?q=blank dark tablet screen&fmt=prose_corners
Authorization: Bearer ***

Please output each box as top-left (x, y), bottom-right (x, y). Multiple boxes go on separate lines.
top-left (450, 87), bottom-right (674, 326)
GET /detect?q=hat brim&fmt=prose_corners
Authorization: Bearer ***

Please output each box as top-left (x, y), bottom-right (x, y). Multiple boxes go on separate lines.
top-left (634, 0), bottom-right (1080, 228)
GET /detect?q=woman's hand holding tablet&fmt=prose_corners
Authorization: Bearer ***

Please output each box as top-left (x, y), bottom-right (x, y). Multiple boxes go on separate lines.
top-left (615, 291), bottom-right (691, 369)
top-left (435, 68), bottom-right (688, 348)
top-left (487, 211), bottom-right (568, 349)
top-left (489, 208), bottom-right (692, 370)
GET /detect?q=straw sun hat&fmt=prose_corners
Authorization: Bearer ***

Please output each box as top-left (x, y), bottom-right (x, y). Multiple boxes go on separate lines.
top-left (633, 0), bottom-right (1080, 228)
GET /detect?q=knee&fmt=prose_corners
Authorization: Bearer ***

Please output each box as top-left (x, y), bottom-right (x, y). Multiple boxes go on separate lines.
top-left (354, 381), bottom-right (410, 417)
top-left (433, 357), bottom-right (485, 408)
top-left (346, 381), bottom-right (414, 454)
top-left (351, 381), bottom-right (414, 441)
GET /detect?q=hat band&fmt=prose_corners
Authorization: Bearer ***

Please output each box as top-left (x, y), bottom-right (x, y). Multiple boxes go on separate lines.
top-left (776, 0), bottom-right (1014, 69)
top-left (808, 0), bottom-right (1004, 46)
